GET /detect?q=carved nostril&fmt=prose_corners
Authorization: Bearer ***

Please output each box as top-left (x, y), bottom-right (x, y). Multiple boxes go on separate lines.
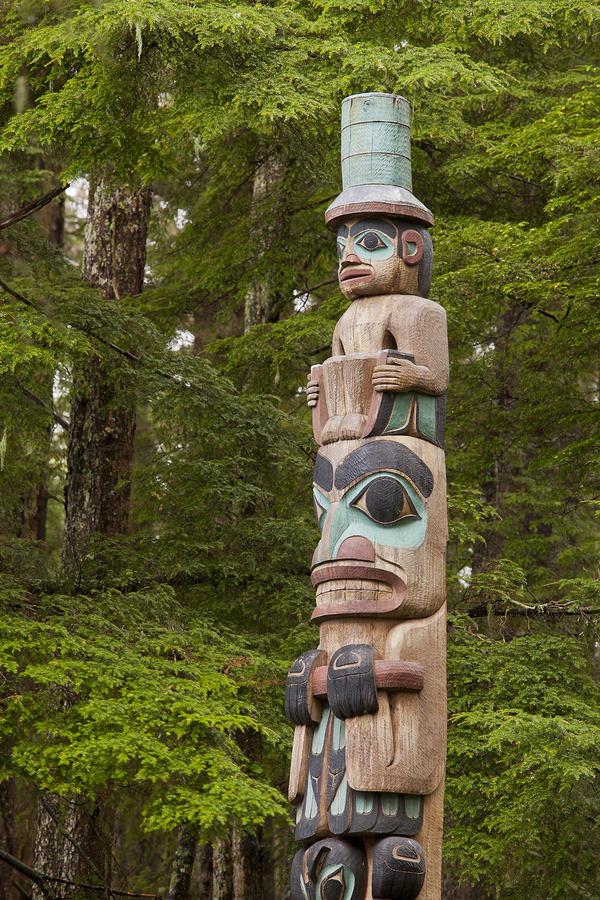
top-left (341, 253), bottom-right (361, 266)
top-left (336, 536), bottom-right (375, 562)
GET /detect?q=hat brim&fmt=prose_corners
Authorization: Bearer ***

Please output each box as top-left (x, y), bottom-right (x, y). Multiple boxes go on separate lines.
top-left (325, 184), bottom-right (434, 230)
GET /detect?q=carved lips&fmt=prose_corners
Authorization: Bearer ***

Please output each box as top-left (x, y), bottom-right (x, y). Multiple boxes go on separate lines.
top-left (339, 266), bottom-right (373, 284)
top-left (310, 561), bottom-right (406, 620)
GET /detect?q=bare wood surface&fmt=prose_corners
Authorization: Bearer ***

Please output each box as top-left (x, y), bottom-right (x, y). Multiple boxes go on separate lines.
top-left (345, 603), bottom-right (447, 795)
top-left (331, 294), bottom-right (448, 395)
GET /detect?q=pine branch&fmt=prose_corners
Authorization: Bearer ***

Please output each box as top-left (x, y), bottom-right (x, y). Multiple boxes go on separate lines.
top-left (15, 381), bottom-right (70, 431)
top-left (0, 184), bottom-right (69, 232)
top-left (0, 847), bottom-right (161, 899)
top-left (466, 602), bottom-right (600, 618)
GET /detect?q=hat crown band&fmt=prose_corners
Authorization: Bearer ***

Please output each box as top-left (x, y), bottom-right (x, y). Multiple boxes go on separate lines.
top-left (341, 93), bottom-right (412, 192)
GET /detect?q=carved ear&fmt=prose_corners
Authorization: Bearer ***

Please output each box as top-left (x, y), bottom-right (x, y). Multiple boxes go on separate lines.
top-left (401, 229), bottom-right (424, 266)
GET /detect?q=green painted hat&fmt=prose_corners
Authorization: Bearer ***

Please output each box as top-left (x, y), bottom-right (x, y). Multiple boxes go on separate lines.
top-left (325, 92), bottom-right (433, 230)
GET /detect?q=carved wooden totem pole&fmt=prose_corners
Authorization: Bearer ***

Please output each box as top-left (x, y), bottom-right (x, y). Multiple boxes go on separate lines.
top-left (285, 93), bottom-right (448, 900)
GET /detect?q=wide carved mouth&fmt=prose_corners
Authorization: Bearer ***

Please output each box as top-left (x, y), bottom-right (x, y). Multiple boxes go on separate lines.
top-left (339, 266), bottom-right (373, 284)
top-left (310, 561), bottom-right (405, 620)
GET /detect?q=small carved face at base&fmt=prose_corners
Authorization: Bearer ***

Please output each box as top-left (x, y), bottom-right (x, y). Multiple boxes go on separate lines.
top-left (311, 436), bottom-right (446, 620)
top-left (336, 217), bottom-right (432, 300)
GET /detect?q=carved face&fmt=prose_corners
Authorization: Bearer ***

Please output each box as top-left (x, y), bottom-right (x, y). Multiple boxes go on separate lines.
top-left (311, 437), bottom-right (446, 621)
top-left (337, 217), bottom-right (425, 300)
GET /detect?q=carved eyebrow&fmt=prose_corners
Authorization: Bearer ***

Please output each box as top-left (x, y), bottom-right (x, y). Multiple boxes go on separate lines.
top-left (349, 219), bottom-right (396, 239)
top-left (314, 454), bottom-right (334, 491)
top-left (337, 225), bottom-right (349, 238)
top-left (334, 441), bottom-right (433, 497)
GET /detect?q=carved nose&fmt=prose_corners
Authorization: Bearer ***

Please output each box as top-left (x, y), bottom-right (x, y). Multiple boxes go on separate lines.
top-left (341, 253), bottom-right (361, 266)
top-left (336, 536), bottom-right (375, 562)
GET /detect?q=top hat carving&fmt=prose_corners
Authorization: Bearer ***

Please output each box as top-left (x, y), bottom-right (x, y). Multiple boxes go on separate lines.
top-left (325, 92), bottom-right (433, 230)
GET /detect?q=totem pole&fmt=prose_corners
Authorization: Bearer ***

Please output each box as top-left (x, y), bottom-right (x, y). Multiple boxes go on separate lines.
top-left (285, 93), bottom-right (448, 900)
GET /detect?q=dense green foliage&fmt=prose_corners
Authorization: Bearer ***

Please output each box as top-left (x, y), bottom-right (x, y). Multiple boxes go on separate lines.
top-left (0, 0), bottom-right (599, 897)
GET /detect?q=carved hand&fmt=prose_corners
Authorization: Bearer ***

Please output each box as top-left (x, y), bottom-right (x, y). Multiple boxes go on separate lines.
top-left (326, 644), bottom-right (379, 719)
top-left (372, 356), bottom-right (433, 393)
top-left (285, 649), bottom-right (325, 726)
top-left (306, 376), bottom-right (320, 408)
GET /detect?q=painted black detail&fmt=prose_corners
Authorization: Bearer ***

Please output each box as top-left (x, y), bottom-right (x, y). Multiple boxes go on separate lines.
top-left (347, 790), bottom-right (379, 835)
top-left (285, 650), bottom-right (323, 727)
top-left (295, 708), bottom-right (330, 841)
top-left (334, 441), bottom-right (433, 497)
top-left (372, 836), bottom-right (425, 899)
top-left (314, 454), bottom-right (334, 492)
top-left (326, 715), bottom-right (350, 835)
top-left (337, 224), bottom-right (349, 238)
top-left (291, 838), bottom-right (368, 900)
top-left (290, 849), bottom-right (308, 900)
top-left (349, 218), bottom-right (396, 239)
top-left (353, 476), bottom-right (418, 525)
top-left (374, 794), bottom-right (423, 836)
top-left (327, 645), bottom-right (378, 720)
top-left (435, 392), bottom-right (446, 448)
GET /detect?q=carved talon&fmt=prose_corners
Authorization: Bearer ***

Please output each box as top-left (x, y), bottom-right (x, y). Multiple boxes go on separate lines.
top-left (327, 644), bottom-right (378, 719)
top-left (285, 649), bottom-right (325, 726)
top-left (372, 836), bottom-right (425, 900)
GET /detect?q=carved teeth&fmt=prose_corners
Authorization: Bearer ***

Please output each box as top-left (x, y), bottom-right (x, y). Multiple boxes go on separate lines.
top-left (315, 578), bottom-right (393, 609)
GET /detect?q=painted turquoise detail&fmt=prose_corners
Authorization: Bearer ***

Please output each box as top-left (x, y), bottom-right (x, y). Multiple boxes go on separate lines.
top-left (337, 229), bottom-right (395, 264)
top-left (312, 705), bottom-right (330, 753)
top-left (355, 791), bottom-right (375, 815)
top-left (329, 473), bottom-right (427, 557)
top-left (354, 228), bottom-right (395, 262)
top-left (381, 793), bottom-right (399, 816)
top-left (383, 393), bottom-right (413, 432)
top-left (333, 715), bottom-right (346, 752)
top-left (405, 794), bottom-right (421, 819)
top-left (331, 773), bottom-right (348, 816)
top-left (305, 774), bottom-right (318, 819)
top-left (313, 486), bottom-right (330, 533)
top-left (381, 392), bottom-right (438, 443)
top-left (416, 393), bottom-right (436, 438)
top-left (341, 93), bottom-right (412, 191)
top-left (317, 863), bottom-right (355, 900)
top-left (299, 874), bottom-right (310, 900)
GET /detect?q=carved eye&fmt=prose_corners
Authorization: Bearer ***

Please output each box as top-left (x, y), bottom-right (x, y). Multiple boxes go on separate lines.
top-left (351, 476), bottom-right (419, 525)
top-left (336, 240), bottom-right (345, 260)
top-left (356, 231), bottom-right (386, 251)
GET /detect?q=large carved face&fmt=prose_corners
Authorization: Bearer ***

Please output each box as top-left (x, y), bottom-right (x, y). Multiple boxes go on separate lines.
top-left (311, 436), bottom-right (446, 621)
top-left (337, 217), bottom-right (430, 300)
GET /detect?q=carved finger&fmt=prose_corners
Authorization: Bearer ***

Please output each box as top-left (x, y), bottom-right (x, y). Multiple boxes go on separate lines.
top-left (285, 649), bottom-right (325, 726)
top-left (327, 644), bottom-right (378, 719)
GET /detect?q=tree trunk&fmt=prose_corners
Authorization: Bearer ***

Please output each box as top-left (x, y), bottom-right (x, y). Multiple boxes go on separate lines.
top-left (191, 844), bottom-right (212, 900)
top-left (168, 825), bottom-right (197, 900)
top-left (0, 777), bottom-right (15, 900)
top-left (33, 178), bottom-right (151, 898)
top-left (212, 838), bottom-right (232, 900)
top-left (62, 178), bottom-right (151, 571)
top-left (244, 152), bottom-right (287, 331)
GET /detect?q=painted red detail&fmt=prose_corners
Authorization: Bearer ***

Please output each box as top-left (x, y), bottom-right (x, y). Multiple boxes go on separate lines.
top-left (311, 660), bottom-right (424, 698)
top-left (401, 228), bottom-right (424, 265)
top-left (310, 562), bottom-right (406, 620)
top-left (336, 536), bottom-right (375, 562)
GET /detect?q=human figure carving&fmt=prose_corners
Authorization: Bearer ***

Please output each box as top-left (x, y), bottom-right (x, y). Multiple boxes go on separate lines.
top-left (286, 93), bottom-right (447, 900)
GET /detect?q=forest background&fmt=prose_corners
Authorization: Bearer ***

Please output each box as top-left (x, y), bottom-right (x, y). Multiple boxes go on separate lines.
top-left (0, 0), bottom-right (599, 898)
